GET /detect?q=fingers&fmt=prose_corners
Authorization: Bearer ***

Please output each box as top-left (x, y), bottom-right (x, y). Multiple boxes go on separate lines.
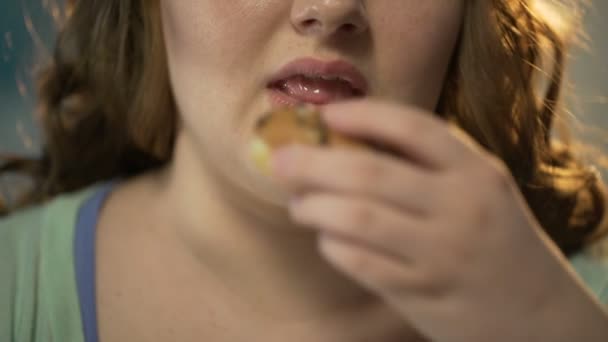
top-left (289, 192), bottom-right (426, 264)
top-left (273, 145), bottom-right (438, 216)
top-left (322, 100), bottom-right (474, 170)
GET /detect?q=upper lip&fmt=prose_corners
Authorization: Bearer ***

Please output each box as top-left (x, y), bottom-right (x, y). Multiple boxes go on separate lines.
top-left (266, 57), bottom-right (369, 96)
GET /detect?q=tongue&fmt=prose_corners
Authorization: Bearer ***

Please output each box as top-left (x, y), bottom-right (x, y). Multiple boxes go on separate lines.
top-left (277, 75), bottom-right (356, 104)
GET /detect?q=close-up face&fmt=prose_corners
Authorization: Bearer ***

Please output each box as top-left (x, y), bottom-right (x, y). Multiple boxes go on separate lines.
top-left (160, 0), bottom-right (464, 203)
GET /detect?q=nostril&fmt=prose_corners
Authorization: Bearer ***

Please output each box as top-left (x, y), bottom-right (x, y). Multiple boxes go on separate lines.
top-left (341, 23), bottom-right (358, 33)
top-left (302, 19), bottom-right (316, 27)
top-left (301, 18), bottom-right (322, 31)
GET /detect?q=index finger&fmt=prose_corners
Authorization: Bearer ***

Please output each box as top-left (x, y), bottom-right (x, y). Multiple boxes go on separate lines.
top-left (321, 99), bottom-right (474, 170)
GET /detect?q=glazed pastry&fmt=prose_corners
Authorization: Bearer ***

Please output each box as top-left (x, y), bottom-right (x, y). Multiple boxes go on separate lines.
top-left (248, 106), bottom-right (367, 175)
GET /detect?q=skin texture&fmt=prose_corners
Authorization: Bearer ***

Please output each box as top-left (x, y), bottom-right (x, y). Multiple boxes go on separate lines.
top-left (94, 1), bottom-right (608, 341)
top-left (274, 100), bottom-right (608, 341)
top-left (159, 0), bottom-right (463, 207)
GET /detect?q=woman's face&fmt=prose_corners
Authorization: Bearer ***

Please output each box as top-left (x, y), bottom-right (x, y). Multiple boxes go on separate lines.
top-left (160, 0), bottom-right (464, 202)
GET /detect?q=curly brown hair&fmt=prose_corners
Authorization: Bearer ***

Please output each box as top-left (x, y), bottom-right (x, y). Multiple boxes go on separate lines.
top-left (1, 0), bottom-right (606, 256)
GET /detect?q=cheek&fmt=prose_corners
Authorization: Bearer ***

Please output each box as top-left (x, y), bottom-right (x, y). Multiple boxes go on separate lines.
top-left (371, 2), bottom-right (463, 108)
top-left (161, 0), bottom-right (281, 74)
top-left (159, 0), bottom-right (285, 132)
top-left (162, 1), bottom-right (241, 72)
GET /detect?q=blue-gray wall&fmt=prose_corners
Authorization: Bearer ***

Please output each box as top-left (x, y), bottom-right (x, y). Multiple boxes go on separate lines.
top-left (1, 0), bottom-right (57, 155)
top-left (569, 1), bottom-right (608, 156)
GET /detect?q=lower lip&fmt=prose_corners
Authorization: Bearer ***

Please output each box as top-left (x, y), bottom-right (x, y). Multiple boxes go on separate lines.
top-left (267, 88), bottom-right (303, 108)
top-left (266, 88), bottom-right (365, 109)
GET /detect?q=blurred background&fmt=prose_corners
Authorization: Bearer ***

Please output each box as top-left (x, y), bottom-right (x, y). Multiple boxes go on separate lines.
top-left (1, 0), bottom-right (58, 155)
top-left (0, 1), bottom-right (607, 168)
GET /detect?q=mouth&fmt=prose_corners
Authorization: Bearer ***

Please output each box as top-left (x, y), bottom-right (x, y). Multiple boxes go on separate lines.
top-left (266, 57), bottom-right (368, 107)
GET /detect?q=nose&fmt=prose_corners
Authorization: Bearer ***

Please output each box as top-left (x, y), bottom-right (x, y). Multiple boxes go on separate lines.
top-left (291, 0), bottom-right (368, 38)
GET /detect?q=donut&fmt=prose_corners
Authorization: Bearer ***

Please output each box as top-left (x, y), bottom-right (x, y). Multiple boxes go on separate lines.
top-left (248, 106), bottom-right (367, 175)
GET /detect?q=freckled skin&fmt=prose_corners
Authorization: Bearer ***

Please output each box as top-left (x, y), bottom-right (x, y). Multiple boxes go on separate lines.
top-left (96, 2), bottom-right (466, 341)
top-left (160, 0), bottom-right (463, 204)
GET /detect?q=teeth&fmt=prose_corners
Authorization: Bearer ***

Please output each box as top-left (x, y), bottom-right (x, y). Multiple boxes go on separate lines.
top-left (318, 75), bottom-right (342, 82)
top-left (297, 74), bottom-right (344, 82)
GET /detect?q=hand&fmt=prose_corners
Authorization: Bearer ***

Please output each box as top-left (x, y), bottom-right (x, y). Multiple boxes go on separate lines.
top-left (271, 99), bottom-right (590, 341)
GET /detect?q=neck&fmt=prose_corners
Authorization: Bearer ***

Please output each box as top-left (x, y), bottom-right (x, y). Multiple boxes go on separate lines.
top-left (150, 132), bottom-right (377, 320)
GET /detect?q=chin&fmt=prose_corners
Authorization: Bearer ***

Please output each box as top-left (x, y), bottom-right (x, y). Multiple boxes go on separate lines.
top-left (224, 141), bottom-right (288, 207)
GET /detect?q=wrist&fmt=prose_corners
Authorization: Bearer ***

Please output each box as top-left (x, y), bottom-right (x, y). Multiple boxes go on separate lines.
top-left (530, 269), bottom-right (608, 342)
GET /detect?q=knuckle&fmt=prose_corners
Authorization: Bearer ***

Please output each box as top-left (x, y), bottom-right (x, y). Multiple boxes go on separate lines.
top-left (405, 270), bottom-right (439, 298)
top-left (408, 265), bottom-right (451, 300)
top-left (445, 233), bottom-right (480, 265)
top-left (351, 160), bottom-right (386, 188)
top-left (339, 251), bottom-right (405, 293)
top-left (376, 270), bottom-right (407, 293)
top-left (472, 205), bottom-right (493, 234)
top-left (342, 249), bottom-right (372, 274)
top-left (453, 194), bottom-right (493, 237)
top-left (344, 202), bottom-right (377, 229)
top-left (450, 188), bottom-right (491, 230)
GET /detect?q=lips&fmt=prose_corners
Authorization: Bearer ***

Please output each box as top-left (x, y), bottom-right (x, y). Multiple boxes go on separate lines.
top-left (267, 58), bottom-right (368, 107)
